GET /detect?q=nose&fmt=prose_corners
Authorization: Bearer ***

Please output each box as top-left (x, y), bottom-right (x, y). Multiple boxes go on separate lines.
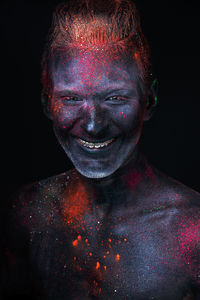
top-left (81, 102), bottom-right (108, 137)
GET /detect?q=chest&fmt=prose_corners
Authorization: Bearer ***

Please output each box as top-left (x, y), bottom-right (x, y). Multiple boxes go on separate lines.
top-left (28, 217), bottom-right (192, 299)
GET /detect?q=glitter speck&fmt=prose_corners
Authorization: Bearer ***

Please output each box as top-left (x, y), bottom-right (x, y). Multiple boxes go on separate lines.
top-left (72, 239), bottom-right (78, 247)
top-left (96, 261), bottom-right (100, 270)
top-left (116, 254), bottom-right (120, 261)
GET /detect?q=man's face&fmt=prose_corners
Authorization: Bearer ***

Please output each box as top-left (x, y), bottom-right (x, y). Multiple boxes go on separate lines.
top-left (50, 50), bottom-right (147, 178)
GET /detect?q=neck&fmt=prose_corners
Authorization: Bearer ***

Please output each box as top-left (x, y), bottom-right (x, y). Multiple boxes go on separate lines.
top-left (76, 149), bottom-right (148, 214)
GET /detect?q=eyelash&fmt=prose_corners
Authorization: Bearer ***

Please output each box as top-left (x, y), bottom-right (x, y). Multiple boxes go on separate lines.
top-left (61, 96), bottom-right (81, 101)
top-left (60, 96), bottom-right (127, 102)
top-left (106, 96), bottom-right (126, 101)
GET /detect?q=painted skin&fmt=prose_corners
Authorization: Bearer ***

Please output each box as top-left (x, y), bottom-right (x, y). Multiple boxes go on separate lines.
top-left (50, 50), bottom-right (147, 179)
top-left (3, 50), bottom-right (200, 300)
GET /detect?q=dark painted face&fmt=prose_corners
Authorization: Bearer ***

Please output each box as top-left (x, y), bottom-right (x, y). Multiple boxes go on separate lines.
top-left (50, 50), bottom-right (148, 178)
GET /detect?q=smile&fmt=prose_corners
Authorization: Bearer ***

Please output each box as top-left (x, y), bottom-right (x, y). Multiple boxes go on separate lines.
top-left (77, 138), bottom-right (115, 149)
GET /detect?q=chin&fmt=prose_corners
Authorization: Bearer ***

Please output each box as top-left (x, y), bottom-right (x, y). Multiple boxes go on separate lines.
top-left (69, 158), bottom-right (118, 178)
top-left (75, 166), bottom-right (116, 179)
top-left (70, 152), bottom-right (136, 179)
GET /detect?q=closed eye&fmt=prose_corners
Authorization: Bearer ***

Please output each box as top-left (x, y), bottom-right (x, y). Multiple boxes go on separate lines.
top-left (60, 96), bottom-right (82, 102)
top-left (105, 96), bottom-right (128, 103)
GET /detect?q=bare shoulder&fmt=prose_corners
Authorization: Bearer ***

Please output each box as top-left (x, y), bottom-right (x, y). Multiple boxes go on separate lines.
top-left (148, 165), bottom-right (200, 211)
top-left (140, 165), bottom-right (200, 240)
top-left (11, 169), bottom-right (74, 204)
top-left (140, 166), bottom-right (200, 271)
top-left (5, 169), bottom-right (75, 232)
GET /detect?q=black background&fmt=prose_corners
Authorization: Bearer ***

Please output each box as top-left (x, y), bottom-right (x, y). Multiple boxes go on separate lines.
top-left (1, 0), bottom-right (200, 205)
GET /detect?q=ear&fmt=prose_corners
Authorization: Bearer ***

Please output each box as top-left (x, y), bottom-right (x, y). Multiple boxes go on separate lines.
top-left (41, 91), bottom-right (53, 120)
top-left (144, 79), bottom-right (158, 121)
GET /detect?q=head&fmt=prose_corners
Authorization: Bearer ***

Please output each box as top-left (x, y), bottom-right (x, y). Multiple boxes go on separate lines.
top-left (41, 0), bottom-right (157, 179)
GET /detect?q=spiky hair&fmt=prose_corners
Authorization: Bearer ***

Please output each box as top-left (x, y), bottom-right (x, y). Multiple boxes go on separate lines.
top-left (41, 0), bottom-right (150, 96)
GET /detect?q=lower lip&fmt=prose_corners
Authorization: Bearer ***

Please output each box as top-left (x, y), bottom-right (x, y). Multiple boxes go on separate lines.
top-left (75, 138), bottom-right (116, 151)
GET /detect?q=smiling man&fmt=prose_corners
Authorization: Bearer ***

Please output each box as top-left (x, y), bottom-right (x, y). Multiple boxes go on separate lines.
top-left (2, 0), bottom-right (200, 299)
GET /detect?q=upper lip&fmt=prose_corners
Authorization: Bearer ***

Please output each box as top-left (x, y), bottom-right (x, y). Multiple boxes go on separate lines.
top-left (74, 136), bottom-right (117, 143)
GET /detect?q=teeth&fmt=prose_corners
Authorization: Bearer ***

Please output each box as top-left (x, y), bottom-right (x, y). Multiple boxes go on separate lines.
top-left (78, 138), bottom-right (114, 149)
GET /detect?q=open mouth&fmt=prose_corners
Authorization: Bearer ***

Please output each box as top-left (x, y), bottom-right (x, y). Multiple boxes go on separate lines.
top-left (76, 138), bottom-right (115, 149)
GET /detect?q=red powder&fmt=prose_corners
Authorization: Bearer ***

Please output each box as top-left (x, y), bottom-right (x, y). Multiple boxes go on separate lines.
top-left (116, 254), bottom-right (120, 261)
top-left (91, 280), bottom-right (102, 297)
top-left (96, 261), bottom-right (100, 270)
top-left (177, 217), bottom-right (200, 282)
top-left (72, 239), bottom-right (78, 247)
top-left (127, 169), bottom-right (142, 189)
top-left (144, 165), bottom-right (155, 180)
top-left (62, 181), bottom-right (90, 226)
top-left (178, 219), bottom-right (200, 261)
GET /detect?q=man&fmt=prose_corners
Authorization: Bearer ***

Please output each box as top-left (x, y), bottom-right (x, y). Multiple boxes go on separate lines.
top-left (2, 0), bottom-right (200, 299)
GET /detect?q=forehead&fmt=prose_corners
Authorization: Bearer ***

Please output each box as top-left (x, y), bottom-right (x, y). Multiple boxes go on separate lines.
top-left (51, 49), bottom-right (140, 92)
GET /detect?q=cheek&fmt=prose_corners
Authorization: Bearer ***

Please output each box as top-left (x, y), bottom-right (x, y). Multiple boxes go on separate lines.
top-left (51, 101), bottom-right (77, 130)
top-left (111, 104), bottom-right (144, 133)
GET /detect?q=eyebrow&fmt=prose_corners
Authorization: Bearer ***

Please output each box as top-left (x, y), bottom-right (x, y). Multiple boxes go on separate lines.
top-left (54, 86), bottom-right (137, 97)
top-left (54, 89), bottom-right (76, 96)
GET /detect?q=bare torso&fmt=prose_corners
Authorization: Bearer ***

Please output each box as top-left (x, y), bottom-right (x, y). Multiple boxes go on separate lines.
top-left (3, 160), bottom-right (200, 299)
